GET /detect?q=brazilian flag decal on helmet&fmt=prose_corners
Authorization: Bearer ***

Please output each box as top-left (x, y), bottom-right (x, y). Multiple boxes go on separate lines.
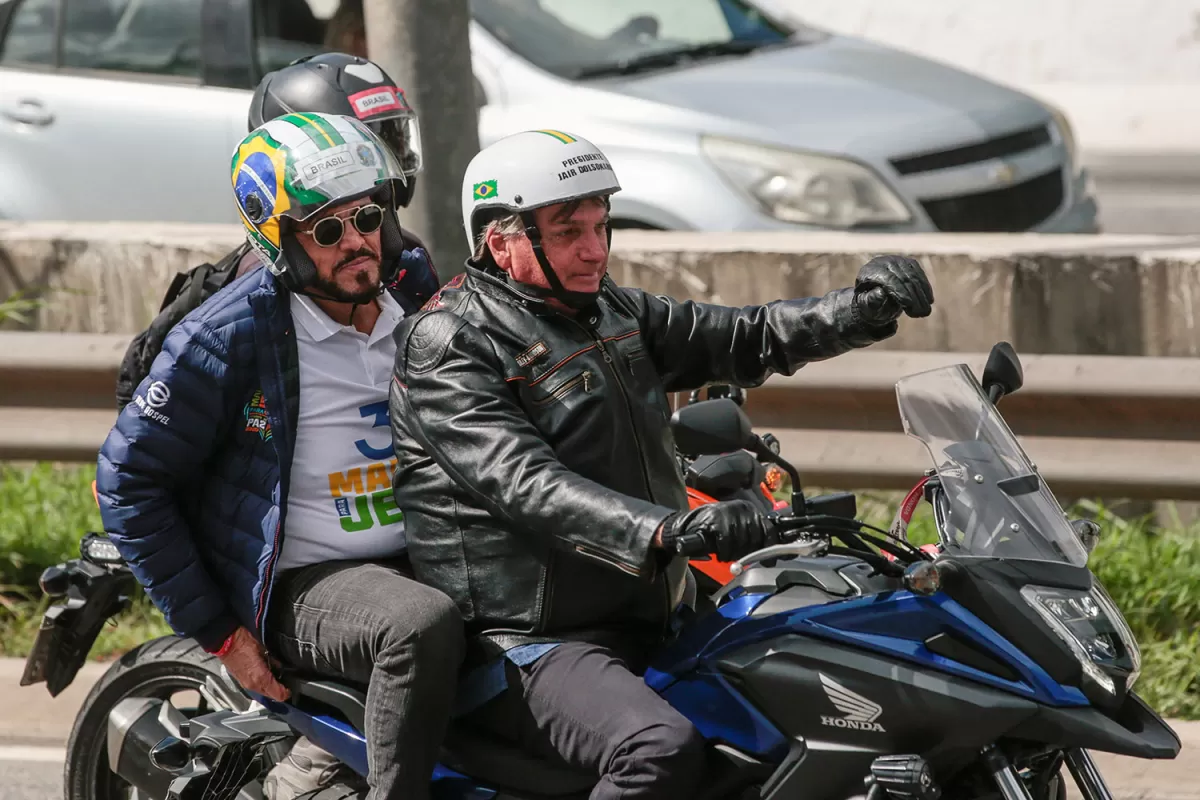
top-left (230, 111), bottom-right (407, 273)
top-left (473, 179), bottom-right (498, 201)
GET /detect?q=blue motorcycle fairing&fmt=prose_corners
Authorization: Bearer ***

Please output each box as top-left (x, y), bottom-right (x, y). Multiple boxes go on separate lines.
top-left (660, 588), bottom-right (1088, 708)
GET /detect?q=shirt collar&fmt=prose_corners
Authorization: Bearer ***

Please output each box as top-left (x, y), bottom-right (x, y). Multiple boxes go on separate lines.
top-left (291, 290), bottom-right (404, 344)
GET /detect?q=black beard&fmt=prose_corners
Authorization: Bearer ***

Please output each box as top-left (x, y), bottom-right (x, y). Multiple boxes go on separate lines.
top-left (308, 250), bottom-right (381, 303)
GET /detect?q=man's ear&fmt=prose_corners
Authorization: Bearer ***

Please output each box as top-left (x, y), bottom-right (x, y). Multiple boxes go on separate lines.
top-left (486, 225), bottom-right (512, 272)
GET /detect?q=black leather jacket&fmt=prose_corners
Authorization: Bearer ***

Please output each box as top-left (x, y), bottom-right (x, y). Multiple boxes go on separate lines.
top-left (389, 262), bottom-right (895, 658)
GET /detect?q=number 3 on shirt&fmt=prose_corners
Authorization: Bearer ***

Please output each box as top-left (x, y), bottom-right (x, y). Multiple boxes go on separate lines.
top-left (355, 401), bottom-right (394, 460)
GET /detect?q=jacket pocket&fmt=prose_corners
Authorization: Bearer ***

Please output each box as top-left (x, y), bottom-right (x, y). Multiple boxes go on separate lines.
top-left (573, 541), bottom-right (644, 577)
top-left (532, 369), bottom-right (594, 406)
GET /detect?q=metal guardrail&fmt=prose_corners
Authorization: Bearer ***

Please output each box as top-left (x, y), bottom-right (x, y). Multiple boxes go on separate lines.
top-left (2, 332), bottom-right (1199, 500)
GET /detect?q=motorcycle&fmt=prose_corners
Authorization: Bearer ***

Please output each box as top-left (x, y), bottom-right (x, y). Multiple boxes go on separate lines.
top-left (20, 342), bottom-right (1180, 800)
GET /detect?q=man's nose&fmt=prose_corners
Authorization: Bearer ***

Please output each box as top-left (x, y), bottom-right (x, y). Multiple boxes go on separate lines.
top-left (339, 218), bottom-right (367, 251)
top-left (579, 228), bottom-right (608, 261)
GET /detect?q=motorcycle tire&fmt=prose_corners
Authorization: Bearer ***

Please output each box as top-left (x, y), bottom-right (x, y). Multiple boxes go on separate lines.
top-left (63, 635), bottom-right (225, 800)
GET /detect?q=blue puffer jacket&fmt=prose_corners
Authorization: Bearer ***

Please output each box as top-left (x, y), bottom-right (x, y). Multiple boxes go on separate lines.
top-left (96, 251), bottom-right (439, 652)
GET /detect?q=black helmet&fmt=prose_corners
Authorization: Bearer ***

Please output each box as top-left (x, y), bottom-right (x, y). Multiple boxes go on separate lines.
top-left (249, 52), bottom-right (423, 207)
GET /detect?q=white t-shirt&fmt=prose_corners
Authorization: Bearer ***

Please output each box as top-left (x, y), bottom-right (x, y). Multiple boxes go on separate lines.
top-left (277, 291), bottom-right (407, 571)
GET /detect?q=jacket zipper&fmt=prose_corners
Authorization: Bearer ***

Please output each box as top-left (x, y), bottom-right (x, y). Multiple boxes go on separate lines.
top-left (255, 518), bottom-right (283, 636)
top-left (573, 323), bottom-right (655, 500)
top-left (534, 369), bottom-right (593, 404)
top-left (587, 324), bottom-right (678, 635)
top-left (574, 541), bottom-right (644, 577)
top-left (568, 321), bottom-right (662, 582)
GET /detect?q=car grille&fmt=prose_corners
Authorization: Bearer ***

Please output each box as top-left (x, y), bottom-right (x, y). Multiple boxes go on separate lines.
top-left (921, 169), bottom-right (1065, 232)
top-left (890, 125), bottom-right (1052, 175)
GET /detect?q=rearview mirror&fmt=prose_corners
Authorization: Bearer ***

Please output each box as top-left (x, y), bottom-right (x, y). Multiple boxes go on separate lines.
top-left (982, 341), bottom-right (1023, 403)
top-left (671, 398), bottom-right (754, 456)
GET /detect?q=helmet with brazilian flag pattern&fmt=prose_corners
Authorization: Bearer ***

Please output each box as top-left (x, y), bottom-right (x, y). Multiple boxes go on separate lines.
top-left (230, 111), bottom-right (409, 292)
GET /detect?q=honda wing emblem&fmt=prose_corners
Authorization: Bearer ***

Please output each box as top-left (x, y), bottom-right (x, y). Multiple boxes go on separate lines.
top-left (819, 673), bottom-right (886, 732)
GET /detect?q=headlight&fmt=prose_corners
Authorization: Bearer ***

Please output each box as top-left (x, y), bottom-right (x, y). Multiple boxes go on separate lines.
top-left (701, 136), bottom-right (911, 228)
top-left (1021, 583), bottom-right (1141, 695)
top-left (1044, 102), bottom-right (1079, 175)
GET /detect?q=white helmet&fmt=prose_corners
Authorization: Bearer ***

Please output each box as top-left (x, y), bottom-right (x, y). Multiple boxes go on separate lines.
top-left (461, 129), bottom-right (621, 250)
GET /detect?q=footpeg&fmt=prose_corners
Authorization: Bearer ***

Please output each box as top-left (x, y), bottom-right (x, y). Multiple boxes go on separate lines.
top-left (864, 755), bottom-right (941, 800)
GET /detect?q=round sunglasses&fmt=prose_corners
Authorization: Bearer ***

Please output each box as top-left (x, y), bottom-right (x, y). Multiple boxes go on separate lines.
top-left (299, 204), bottom-right (385, 247)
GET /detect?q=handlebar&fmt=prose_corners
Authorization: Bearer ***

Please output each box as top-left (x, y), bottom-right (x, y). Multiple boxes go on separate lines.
top-left (668, 513), bottom-right (838, 559)
top-left (674, 511), bottom-right (929, 580)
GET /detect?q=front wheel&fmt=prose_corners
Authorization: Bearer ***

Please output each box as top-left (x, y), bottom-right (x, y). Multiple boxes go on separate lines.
top-left (63, 636), bottom-right (225, 800)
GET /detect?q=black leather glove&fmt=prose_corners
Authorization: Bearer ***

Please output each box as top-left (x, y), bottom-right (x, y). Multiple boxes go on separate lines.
top-left (658, 500), bottom-right (773, 562)
top-left (853, 255), bottom-right (934, 325)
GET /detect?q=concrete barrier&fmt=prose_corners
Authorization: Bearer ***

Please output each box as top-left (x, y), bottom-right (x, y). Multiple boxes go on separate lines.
top-left (3, 223), bottom-right (1200, 361)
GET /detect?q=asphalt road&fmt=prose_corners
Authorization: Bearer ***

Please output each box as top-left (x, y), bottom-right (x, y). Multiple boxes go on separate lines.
top-left (0, 750), bottom-right (61, 800)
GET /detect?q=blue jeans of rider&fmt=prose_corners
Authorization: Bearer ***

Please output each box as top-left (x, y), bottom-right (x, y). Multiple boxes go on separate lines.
top-left (267, 558), bottom-right (465, 800)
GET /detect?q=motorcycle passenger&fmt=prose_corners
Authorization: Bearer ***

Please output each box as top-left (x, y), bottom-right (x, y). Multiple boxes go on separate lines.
top-left (96, 113), bottom-right (463, 800)
top-left (387, 129), bottom-right (935, 798)
top-left (115, 51), bottom-right (439, 411)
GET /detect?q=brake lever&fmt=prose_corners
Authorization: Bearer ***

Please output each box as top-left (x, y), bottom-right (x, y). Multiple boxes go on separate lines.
top-left (729, 538), bottom-right (828, 577)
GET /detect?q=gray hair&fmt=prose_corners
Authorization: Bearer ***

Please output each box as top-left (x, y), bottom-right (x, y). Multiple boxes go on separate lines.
top-left (473, 213), bottom-right (525, 260)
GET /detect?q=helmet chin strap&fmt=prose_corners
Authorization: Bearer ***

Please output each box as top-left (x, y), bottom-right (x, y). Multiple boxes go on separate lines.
top-left (518, 211), bottom-right (606, 311)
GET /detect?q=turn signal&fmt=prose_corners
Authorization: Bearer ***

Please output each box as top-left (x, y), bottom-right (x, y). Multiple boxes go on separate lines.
top-left (902, 561), bottom-right (942, 596)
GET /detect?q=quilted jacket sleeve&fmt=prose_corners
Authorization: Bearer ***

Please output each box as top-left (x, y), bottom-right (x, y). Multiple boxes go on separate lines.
top-left (96, 319), bottom-right (239, 651)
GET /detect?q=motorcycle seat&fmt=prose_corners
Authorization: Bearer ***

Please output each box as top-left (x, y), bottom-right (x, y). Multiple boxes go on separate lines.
top-left (286, 676), bottom-right (595, 797)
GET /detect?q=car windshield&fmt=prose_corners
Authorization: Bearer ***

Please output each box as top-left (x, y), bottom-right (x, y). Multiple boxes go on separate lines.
top-left (470, 0), bottom-right (794, 80)
top-left (896, 364), bottom-right (1089, 567)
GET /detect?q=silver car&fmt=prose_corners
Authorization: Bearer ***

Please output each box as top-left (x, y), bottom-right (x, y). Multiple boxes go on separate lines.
top-left (0, 0), bottom-right (1098, 233)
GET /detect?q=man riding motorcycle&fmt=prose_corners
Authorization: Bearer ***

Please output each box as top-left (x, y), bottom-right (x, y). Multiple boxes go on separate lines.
top-left (115, 51), bottom-right (439, 411)
top-left (387, 129), bottom-right (934, 798)
top-left (96, 114), bottom-right (463, 800)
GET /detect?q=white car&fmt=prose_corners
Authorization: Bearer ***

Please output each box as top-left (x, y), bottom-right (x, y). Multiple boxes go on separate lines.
top-left (0, 0), bottom-right (1099, 233)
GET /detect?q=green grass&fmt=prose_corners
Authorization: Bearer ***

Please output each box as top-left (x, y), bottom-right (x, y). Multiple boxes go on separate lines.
top-left (0, 463), bottom-right (172, 660)
top-left (0, 464), bottom-right (1196, 716)
top-left (0, 462), bottom-right (103, 589)
top-left (0, 594), bottom-right (171, 662)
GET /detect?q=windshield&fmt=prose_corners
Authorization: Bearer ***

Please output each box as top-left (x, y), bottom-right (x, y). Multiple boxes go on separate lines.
top-left (896, 364), bottom-right (1089, 567)
top-left (470, 0), bottom-right (793, 80)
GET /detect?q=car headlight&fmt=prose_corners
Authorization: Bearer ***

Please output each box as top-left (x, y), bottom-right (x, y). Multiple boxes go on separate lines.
top-left (1021, 583), bottom-right (1141, 696)
top-left (700, 136), bottom-right (911, 228)
top-left (1044, 102), bottom-right (1079, 175)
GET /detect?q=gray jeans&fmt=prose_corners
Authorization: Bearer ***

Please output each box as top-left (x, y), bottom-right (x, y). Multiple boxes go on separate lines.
top-left (465, 641), bottom-right (707, 799)
top-left (267, 558), bottom-right (465, 800)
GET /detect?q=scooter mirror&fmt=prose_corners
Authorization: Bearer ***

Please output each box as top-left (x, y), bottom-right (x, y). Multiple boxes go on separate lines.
top-left (671, 398), bottom-right (755, 456)
top-left (982, 341), bottom-right (1023, 404)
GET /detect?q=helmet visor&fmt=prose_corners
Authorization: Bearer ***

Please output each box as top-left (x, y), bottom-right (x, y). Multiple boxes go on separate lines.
top-left (371, 114), bottom-right (423, 177)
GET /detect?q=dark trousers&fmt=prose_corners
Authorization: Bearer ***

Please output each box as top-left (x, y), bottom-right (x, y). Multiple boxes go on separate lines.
top-left (267, 559), bottom-right (465, 800)
top-left (465, 641), bottom-right (707, 800)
